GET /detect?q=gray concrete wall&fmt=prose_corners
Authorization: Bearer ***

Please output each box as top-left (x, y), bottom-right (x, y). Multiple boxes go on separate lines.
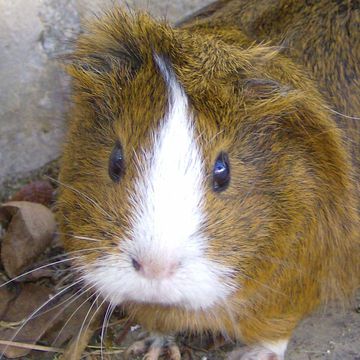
top-left (0, 0), bottom-right (212, 186)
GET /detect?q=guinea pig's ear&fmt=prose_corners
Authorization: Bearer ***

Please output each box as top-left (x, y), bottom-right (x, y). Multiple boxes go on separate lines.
top-left (64, 45), bottom-right (142, 108)
top-left (242, 78), bottom-right (291, 100)
top-left (241, 75), bottom-right (348, 181)
top-left (63, 10), bottom-right (148, 110)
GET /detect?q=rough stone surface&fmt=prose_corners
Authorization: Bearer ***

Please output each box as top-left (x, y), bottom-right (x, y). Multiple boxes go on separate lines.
top-left (0, 0), bottom-right (213, 186)
top-left (0, 0), bottom-right (77, 186)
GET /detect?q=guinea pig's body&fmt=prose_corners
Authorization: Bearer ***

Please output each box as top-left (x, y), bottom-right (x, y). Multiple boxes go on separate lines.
top-left (58, 1), bottom-right (360, 359)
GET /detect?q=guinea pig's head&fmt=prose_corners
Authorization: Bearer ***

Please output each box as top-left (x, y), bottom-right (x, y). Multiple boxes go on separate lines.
top-left (58, 10), bottom-right (356, 312)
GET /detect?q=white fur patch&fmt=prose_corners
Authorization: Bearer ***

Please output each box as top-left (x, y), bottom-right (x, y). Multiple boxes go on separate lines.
top-left (228, 340), bottom-right (288, 360)
top-left (81, 55), bottom-right (234, 310)
top-left (262, 339), bottom-right (288, 358)
top-left (130, 54), bottom-right (205, 264)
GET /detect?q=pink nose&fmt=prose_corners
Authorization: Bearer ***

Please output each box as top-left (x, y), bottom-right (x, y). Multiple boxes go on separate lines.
top-left (131, 257), bottom-right (179, 279)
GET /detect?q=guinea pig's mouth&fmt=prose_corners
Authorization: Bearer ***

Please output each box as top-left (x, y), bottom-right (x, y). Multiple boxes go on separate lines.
top-left (80, 253), bottom-right (235, 311)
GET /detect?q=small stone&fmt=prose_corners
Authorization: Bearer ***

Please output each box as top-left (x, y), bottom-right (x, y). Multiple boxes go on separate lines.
top-left (131, 324), bottom-right (141, 332)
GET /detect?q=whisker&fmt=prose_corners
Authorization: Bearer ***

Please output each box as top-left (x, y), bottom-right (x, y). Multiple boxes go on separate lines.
top-left (240, 272), bottom-right (288, 298)
top-left (55, 232), bottom-right (104, 243)
top-left (323, 105), bottom-right (360, 120)
top-left (194, 129), bottom-right (207, 144)
top-left (72, 235), bottom-right (103, 243)
top-left (72, 295), bottom-right (109, 359)
top-left (34, 282), bottom-right (94, 320)
top-left (0, 257), bottom-right (83, 290)
top-left (51, 284), bottom-right (98, 346)
top-left (44, 246), bottom-right (114, 266)
top-left (63, 247), bottom-right (113, 255)
top-left (207, 129), bottom-right (225, 145)
top-left (101, 302), bottom-right (115, 359)
top-left (74, 292), bottom-right (103, 357)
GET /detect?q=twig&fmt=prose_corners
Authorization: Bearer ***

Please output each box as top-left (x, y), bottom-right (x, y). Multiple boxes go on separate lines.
top-left (81, 349), bottom-right (125, 358)
top-left (0, 339), bottom-right (64, 353)
top-left (0, 320), bottom-right (24, 329)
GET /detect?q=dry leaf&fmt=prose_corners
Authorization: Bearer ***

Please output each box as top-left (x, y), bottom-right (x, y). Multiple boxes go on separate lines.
top-left (0, 201), bottom-right (56, 278)
top-left (0, 281), bottom-right (17, 319)
top-left (10, 180), bottom-right (55, 207)
top-left (0, 284), bottom-right (59, 358)
top-left (0, 281), bottom-right (101, 359)
top-left (16, 268), bottom-right (55, 282)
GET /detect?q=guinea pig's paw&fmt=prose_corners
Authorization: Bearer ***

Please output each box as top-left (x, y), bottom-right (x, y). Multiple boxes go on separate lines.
top-left (124, 333), bottom-right (181, 360)
top-left (226, 344), bottom-right (285, 360)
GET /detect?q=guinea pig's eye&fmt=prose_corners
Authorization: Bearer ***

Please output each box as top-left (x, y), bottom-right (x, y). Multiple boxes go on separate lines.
top-left (108, 141), bottom-right (125, 183)
top-left (212, 152), bottom-right (230, 192)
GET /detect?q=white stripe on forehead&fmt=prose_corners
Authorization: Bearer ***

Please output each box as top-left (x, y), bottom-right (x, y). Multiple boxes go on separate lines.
top-left (130, 54), bottom-right (205, 260)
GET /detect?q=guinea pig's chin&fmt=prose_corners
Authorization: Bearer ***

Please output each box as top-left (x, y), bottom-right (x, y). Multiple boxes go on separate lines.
top-left (80, 255), bottom-right (235, 311)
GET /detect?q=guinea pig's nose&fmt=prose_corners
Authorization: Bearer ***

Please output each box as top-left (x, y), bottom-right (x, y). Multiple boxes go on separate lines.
top-left (131, 258), bottom-right (142, 271)
top-left (131, 257), bottom-right (179, 279)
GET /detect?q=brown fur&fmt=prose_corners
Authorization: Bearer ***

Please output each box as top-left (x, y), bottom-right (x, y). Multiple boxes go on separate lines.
top-left (57, 0), bottom-right (360, 350)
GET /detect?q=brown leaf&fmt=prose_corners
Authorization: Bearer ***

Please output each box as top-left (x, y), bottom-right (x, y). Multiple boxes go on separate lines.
top-left (0, 282), bottom-right (99, 359)
top-left (10, 180), bottom-right (55, 207)
top-left (0, 281), bottom-right (17, 319)
top-left (0, 201), bottom-right (56, 278)
top-left (0, 284), bottom-right (60, 358)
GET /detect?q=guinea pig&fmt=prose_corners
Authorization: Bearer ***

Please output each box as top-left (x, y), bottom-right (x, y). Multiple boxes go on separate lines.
top-left (57, 0), bottom-right (360, 359)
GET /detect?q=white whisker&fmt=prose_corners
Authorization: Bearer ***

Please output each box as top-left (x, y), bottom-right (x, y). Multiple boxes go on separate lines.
top-left (323, 105), bottom-right (360, 120)
top-left (0, 257), bottom-right (83, 290)
top-left (74, 292), bottom-right (103, 356)
top-left (56, 232), bottom-right (104, 243)
top-left (51, 284), bottom-right (98, 346)
top-left (100, 302), bottom-right (115, 359)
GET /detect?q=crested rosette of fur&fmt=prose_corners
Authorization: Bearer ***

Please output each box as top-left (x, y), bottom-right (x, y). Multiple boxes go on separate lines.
top-left (57, 7), bottom-right (359, 346)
